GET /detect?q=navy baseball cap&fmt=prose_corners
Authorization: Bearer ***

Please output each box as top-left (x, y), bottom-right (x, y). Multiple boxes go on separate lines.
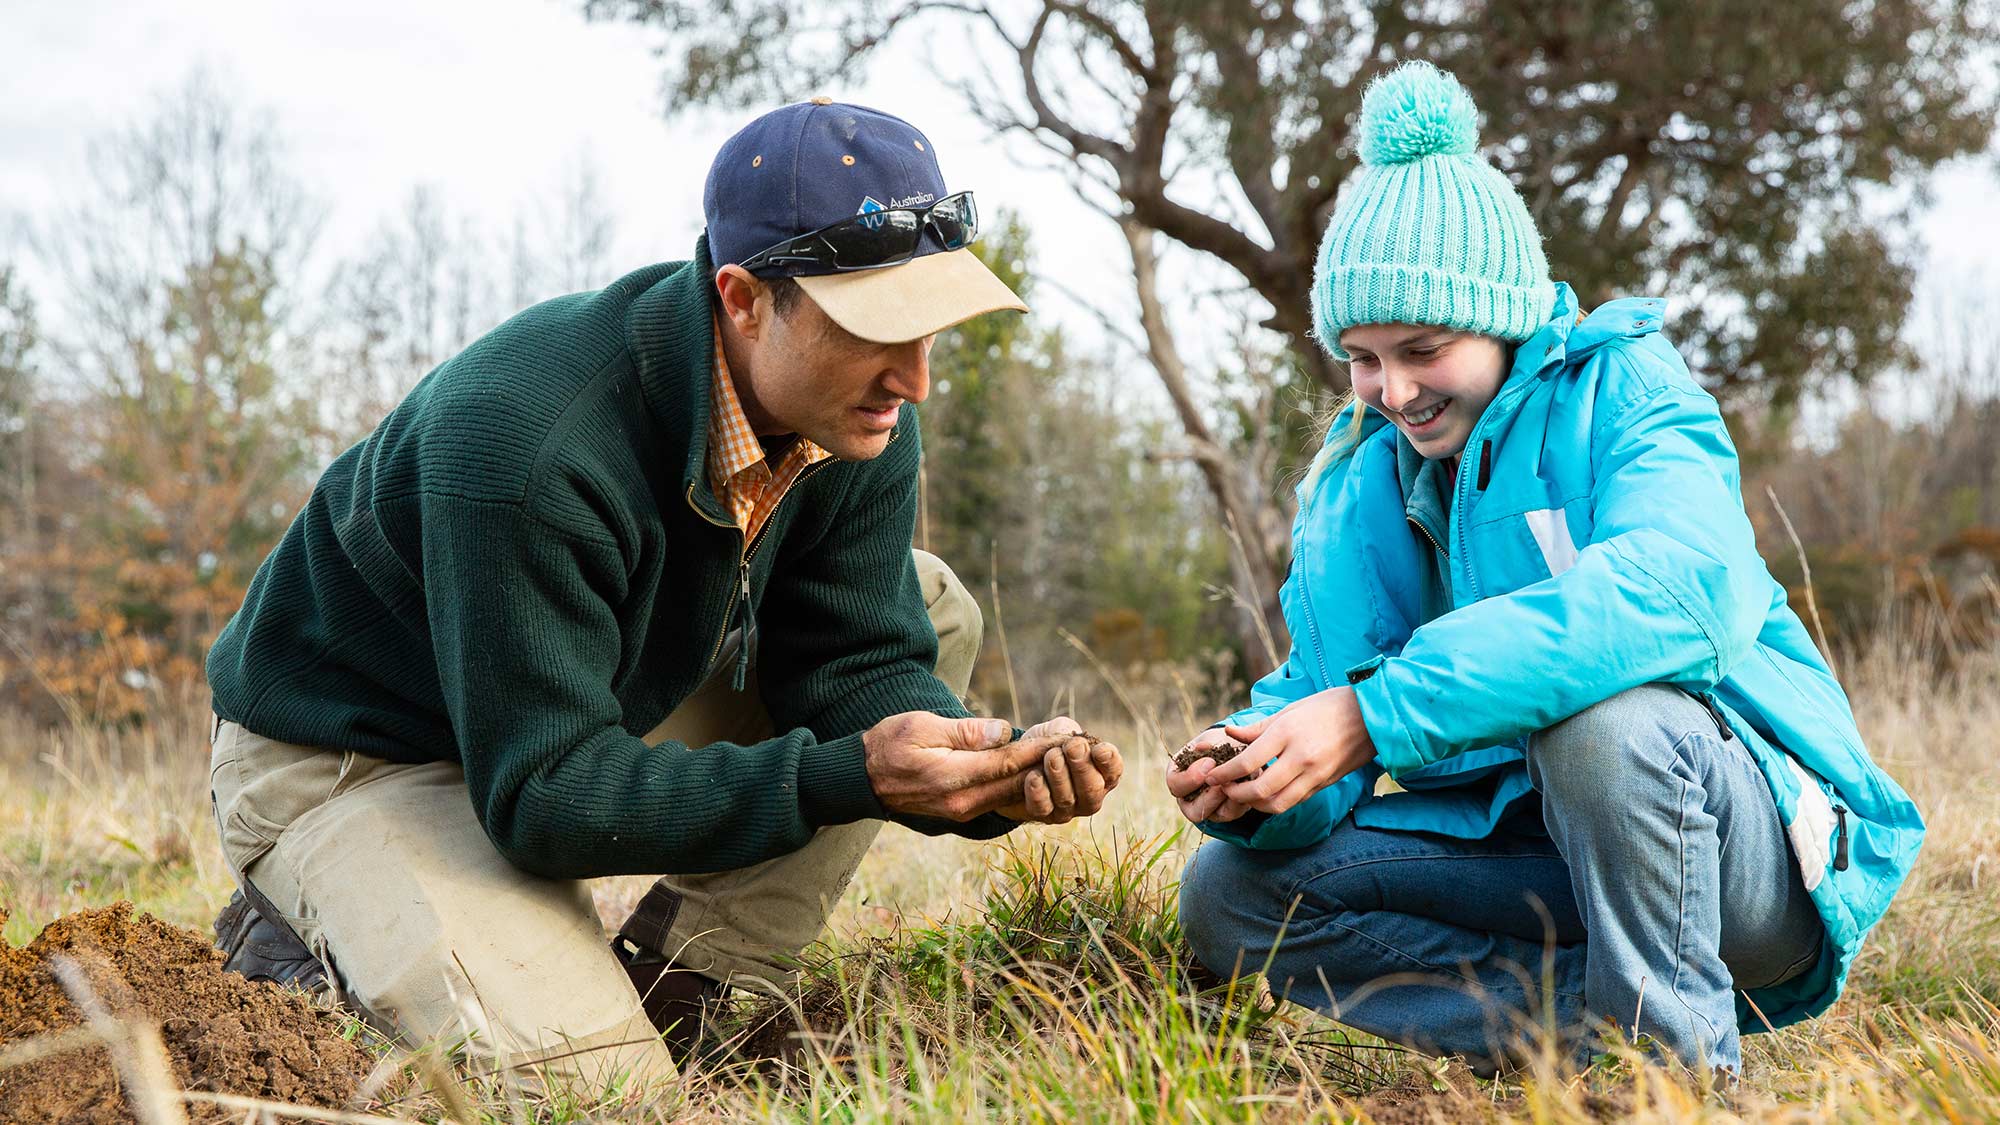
top-left (703, 98), bottom-right (1027, 344)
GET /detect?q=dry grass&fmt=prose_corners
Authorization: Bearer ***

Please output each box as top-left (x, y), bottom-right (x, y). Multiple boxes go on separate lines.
top-left (3, 635), bottom-right (1998, 1122)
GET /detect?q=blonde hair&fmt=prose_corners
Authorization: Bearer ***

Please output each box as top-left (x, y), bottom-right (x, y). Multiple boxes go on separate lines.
top-left (1302, 391), bottom-right (1371, 493)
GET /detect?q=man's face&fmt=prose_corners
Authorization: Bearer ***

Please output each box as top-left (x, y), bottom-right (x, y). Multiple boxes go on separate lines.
top-left (719, 270), bottom-right (935, 461)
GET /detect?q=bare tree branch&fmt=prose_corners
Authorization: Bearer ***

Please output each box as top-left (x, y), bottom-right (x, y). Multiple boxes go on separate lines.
top-left (1047, 0), bottom-right (1156, 80)
top-left (1017, 9), bottom-right (1126, 165)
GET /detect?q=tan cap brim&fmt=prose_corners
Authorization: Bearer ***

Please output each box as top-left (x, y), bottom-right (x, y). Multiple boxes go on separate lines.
top-left (793, 248), bottom-right (1029, 344)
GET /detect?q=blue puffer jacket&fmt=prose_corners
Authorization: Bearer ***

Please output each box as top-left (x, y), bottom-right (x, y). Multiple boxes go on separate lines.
top-left (1200, 284), bottom-right (1923, 1030)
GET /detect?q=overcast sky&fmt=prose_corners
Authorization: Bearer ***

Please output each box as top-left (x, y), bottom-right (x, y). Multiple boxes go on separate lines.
top-left (0, 0), bottom-right (1130, 343)
top-left (4, 0), bottom-right (1996, 380)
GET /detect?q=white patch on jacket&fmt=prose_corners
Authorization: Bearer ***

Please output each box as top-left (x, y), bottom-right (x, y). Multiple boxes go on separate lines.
top-left (1524, 508), bottom-right (1579, 576)
top-left (1786, 756), bottom-right (1838, 893)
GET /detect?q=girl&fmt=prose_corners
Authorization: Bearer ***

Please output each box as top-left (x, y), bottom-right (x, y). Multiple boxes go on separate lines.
top-left (1169, 61), bottom-right (1922, 1075)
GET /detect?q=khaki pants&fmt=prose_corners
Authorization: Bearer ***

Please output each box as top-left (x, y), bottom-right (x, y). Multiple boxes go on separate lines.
top-left (208, 550), bottom-right (981, 1088)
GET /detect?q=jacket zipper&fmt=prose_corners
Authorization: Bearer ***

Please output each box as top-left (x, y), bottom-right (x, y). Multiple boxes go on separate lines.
top-left (1451, 426), bottom-right (1496, 601)
top-left (1681, 687), bottom-right (1732, 740)
top-left (1450, 332), bottom-right (1569, 598)
top-left (1452, 377), bottom-right (1538, 600)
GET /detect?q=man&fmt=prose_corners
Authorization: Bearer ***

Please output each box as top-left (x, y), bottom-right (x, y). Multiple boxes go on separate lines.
top-left (204, 99), bottom-right (1123, 1087)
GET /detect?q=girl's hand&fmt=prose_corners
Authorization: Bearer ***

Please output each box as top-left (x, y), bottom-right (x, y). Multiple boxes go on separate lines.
top-left (1203, 688), bottom-right (1375, 815)
top-left (1165, 728), bottom-right (1252, 825)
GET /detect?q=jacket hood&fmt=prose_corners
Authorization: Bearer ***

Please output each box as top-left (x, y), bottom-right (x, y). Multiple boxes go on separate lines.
top-left (1516, 283), bottom-right (1668, 382)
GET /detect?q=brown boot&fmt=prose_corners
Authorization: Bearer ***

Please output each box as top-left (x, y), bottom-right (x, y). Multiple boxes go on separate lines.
top-left (611, 882), bottom-right (722, 1059)
top-left (617, 949), bottom-right (723, 1058)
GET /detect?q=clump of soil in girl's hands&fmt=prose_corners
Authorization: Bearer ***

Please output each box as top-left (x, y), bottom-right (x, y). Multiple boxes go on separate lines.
top-left (1171, 738), bottom-right (1249, 772)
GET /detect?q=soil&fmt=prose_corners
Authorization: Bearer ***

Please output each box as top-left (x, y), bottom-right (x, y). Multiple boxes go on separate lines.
top-left (1171, 737), bottom-right (1248, 772)
top-left (1010, 731), bottom-right (1115, 764)
top-left (0, 902), bottom-right (373, 1125)
top-left (1348, 1057), bottom-right (1497, 1124)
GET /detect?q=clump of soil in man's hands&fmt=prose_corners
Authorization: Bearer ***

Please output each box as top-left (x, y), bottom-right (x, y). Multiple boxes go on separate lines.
top-left (1010, 730), bottom-right (1107, 751)
top-left (1171, 738), bottom-right (1248, 772)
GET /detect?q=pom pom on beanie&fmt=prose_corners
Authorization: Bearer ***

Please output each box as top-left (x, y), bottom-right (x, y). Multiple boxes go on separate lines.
top-left (1355, 61), bottom-right (1480, 166)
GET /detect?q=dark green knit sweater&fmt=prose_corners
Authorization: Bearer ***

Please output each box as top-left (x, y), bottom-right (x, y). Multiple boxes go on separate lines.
top-left (206, 240), bottom-right (1012, 878)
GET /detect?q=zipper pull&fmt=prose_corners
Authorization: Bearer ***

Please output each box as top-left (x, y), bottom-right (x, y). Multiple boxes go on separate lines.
top-left (1699, 693), bottom-right (1730, 740)
top-left (1833, 805), bottom-right (1850, 872)
top-left (731, 561), bottom-right (755, 691)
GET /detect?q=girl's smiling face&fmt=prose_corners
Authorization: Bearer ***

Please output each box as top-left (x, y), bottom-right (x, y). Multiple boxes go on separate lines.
top-left (1340, 324), bottom-right (1508, 460)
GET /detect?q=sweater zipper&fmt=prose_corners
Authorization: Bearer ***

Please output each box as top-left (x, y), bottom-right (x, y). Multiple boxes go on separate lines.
top-left (683, 483), bottom-right (740, 682)
top-left (685, 451), bottom-right (845, 690)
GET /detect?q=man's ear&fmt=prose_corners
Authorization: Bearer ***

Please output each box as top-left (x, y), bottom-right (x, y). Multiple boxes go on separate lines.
top-left (714, 265), bottom-right (767, 340)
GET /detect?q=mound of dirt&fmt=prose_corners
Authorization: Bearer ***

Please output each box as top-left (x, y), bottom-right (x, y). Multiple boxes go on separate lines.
top-left (1349, 1057), bottom-right (1496, 1124)
top-left (0, 902), bottom-right (372, 1124)
top-left (1171, 737), bottom-right (1248, 772)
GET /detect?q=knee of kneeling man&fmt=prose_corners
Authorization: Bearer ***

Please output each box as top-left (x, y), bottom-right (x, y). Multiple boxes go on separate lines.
top-left (1528, 685), bottom-right (1695, 796)
top-left (911, 550), bottom-right (984, 689)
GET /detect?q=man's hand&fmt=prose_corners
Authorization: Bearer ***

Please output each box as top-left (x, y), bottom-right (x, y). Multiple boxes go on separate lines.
top-left (1166, 728), bottom-right (1253, 825)
top-left (1201, 687), bottom-right (1375, 818)
top-left (863, 713), bottom-right (1049, 821)
top-left (999, 717), bottom-right (1124, 824)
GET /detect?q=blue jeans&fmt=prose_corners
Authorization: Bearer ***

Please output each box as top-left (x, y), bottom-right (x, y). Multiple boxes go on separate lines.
top-left (1179, 685), bottom-right (1824, 1072)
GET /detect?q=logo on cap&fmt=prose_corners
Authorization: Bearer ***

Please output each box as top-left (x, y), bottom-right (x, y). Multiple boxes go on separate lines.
top-left (855, 192), bottom-right (939, 232)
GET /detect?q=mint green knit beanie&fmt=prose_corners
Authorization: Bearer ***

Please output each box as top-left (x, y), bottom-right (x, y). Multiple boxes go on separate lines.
top-left (1313, 61), bottom-right (1554, 360)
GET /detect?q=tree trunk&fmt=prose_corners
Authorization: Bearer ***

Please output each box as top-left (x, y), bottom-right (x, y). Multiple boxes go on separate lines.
top-left (15, 399), bottom-right (35, 636)
top-left (1121, 220), bottom-right (1289, 678)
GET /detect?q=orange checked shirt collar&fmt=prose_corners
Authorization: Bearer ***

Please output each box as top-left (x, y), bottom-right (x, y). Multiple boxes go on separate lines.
top-left (707, 320), bottom-right (830, 541)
